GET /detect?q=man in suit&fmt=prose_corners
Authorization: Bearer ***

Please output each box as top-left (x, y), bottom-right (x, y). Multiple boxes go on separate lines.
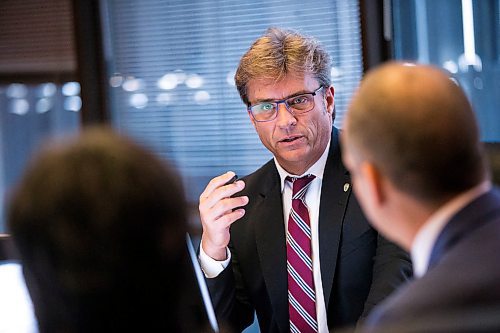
top-left (341, 62), bottom-right (500, 332)
top-left (7, 127), bottom-right (213, 332)
top-left (198, 27), bottom-right (412, 333)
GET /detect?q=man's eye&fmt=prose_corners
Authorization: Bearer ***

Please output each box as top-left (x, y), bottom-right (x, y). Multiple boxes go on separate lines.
top-left (260, 103), bottom-right (274, 111)
top-left (289, 96), bottom-right (308, 105)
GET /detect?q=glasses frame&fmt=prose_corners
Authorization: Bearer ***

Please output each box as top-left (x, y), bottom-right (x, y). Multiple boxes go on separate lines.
top-left (247, 86), bottom-right (325, 122)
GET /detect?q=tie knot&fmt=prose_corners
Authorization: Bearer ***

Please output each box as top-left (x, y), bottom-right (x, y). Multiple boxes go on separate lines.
top-left (286, 175), bottom-right (316, 197)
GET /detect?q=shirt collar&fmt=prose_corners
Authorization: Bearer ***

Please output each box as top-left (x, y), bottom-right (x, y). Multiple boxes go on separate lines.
top-left (274, 137), bottom-right (331, 192)
top-left (411, 180), bottom-right (492, 278)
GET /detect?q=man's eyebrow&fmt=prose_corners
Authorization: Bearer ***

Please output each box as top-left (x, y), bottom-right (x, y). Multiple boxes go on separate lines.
top-left (251, 89), bottom-right (312, 104)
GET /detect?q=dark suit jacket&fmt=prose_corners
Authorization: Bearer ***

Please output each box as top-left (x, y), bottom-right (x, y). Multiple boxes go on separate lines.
top-left (207, 128), bottom-right (412, 333)
top-left (361, 188), bottom-right (500, 333)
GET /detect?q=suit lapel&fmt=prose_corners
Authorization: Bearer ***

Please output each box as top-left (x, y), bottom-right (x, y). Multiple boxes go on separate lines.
top-left (319, 128), bottom-right (352, 308)
top-left (255, 168), bottom-right (289, 333)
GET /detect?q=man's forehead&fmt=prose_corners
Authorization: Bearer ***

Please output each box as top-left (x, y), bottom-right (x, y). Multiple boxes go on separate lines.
top-left (247, 74), bottom-right (318, 102)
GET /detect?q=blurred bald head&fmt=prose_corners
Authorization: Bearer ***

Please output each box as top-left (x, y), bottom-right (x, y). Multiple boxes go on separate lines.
top-left (344, 62), bottom-right (487, 204)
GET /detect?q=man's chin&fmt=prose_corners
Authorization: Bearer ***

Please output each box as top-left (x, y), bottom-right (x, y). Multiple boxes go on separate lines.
top-left (277, 151), bottom-right (307, 164)
top-left (275, 151), bottom-right (311, 174)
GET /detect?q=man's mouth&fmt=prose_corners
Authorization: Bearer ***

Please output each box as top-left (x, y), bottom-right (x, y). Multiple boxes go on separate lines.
top-left (280, 135), bottom-right (302, 143)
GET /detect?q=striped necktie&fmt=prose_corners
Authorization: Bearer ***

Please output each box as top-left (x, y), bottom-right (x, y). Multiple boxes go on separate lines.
top-left (286, 175), bottom-right (317, 333)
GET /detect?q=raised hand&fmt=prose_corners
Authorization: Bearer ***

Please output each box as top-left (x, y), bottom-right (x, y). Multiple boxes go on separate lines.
top-left (199, 171), bottom-right (249, 260)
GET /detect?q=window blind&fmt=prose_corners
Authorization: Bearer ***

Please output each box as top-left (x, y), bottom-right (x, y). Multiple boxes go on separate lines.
top-left (0, 0), bottom-right (76, 79)
top-left (103, 0), bottom-right (363, 201)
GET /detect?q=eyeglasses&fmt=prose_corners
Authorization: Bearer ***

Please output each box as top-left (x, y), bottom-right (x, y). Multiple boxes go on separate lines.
top-left (247, 86), bottom-right (325, 122)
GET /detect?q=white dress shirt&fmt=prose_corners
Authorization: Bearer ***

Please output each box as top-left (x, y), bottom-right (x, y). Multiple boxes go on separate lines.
top-left (411, 181), bottom-right (491, 278)
top-left (0, 262), bottom-right (38, 333)
top-left (275, 139), bottom-right (330, 333)
top-left (199, 139), bottom-right (331, 333)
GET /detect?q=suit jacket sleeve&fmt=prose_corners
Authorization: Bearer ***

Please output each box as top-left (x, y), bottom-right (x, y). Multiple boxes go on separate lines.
top-left (205, 243), bottom-right (255, 333)
top-left (359, 234), bottom-right (413, 321)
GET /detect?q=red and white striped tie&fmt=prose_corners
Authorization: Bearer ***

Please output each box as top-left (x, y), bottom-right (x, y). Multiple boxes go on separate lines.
top-left (286, 175), bottom-right (317, 333)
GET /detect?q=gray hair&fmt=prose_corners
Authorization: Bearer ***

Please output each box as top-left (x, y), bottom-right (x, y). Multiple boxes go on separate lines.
top-left (235, 27), bottom-right (331, 105)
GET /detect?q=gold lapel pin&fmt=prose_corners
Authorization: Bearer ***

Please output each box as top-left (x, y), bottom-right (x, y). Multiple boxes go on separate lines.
top-left (344, 183), bottom-right (350, 192)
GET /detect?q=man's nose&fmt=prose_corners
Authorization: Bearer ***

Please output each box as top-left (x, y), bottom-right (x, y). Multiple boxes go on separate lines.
top-left (275, 101), bottom-right (296, 126)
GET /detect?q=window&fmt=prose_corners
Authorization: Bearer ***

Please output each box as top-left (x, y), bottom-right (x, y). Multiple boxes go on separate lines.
top-left (391, 0), bottom-right (500, 142)
top-left (0, 82), bottom-right (81, 231)
top-left (0, 0), bottom-right (79, 232)
top-left (102, 0), bottom-right (364, 208)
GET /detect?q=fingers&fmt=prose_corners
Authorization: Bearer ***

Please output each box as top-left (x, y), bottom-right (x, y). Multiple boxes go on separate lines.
top-left (200, 189), bottom-right (249, 228)
top-left (214, 206), bottom-right (247, 229)
top-left (200, 171), bottom-right (237, 201)
top-left (200, 171), bottom-right (247, 212)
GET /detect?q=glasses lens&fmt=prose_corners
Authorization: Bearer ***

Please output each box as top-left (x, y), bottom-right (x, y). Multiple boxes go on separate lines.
top-left (287, 94), bottom-right (314, 112)
top-left (251, 102), bottom-right (276, 121)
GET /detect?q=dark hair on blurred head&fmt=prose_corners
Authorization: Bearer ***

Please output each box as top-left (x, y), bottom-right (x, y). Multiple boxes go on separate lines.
top-left (7, 126), bottom-right (197, 332)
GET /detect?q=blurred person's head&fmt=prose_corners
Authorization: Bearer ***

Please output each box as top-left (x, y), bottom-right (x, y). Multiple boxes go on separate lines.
top-left (7, 127), bottom-right (201, 332)
top-left (235, 27), bottom-right (335, 175)
top-left (342, 62), bottom-right (488, 250)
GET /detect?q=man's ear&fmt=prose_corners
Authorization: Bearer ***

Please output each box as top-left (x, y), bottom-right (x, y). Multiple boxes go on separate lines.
top-left (324, 85), bottom-right (335, 115)
top-left (360, 161), bottom-right (386, 206)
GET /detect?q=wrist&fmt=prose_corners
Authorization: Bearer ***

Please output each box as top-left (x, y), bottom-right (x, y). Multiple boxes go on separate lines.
top-left (201, 239), bottom-right (227, 261)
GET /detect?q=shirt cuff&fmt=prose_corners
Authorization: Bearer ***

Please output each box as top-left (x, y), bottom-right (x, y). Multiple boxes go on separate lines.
top-left (198, 244), bottom-right (231, 278)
